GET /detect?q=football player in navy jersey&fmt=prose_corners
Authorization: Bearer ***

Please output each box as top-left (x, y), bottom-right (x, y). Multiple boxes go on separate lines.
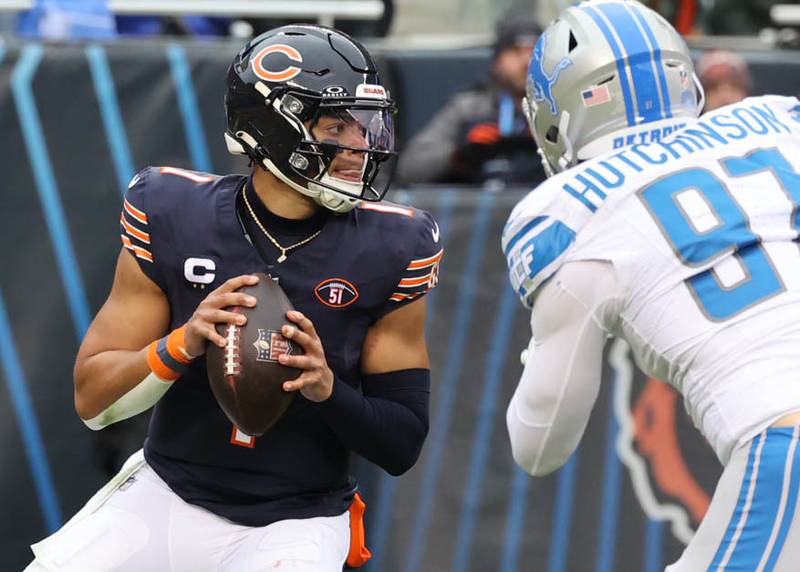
top-left (25, 25), bottom-right (442, 572)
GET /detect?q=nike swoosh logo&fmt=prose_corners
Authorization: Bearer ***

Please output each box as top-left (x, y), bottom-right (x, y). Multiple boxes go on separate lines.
top-left (431, 222), bottom-right (440, 243)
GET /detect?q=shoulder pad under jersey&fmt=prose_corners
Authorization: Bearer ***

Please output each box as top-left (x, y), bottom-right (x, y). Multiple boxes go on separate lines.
top-left (120, 166), bottom-right (220, 288)
top-left (358, 201), bottom-right (444, 312)
top-left (502, 176), bottom-right (585, 308)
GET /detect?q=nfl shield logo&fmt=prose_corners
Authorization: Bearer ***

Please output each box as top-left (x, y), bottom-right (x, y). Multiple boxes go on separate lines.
top-left (253, 329), bottom-right (293, 363)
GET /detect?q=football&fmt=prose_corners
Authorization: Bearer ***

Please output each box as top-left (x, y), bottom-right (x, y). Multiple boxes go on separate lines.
top-left (206, 273), bottom-right (302, 436)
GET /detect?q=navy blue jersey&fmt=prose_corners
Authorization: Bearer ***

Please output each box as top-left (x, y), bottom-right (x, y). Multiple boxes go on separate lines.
top-left (119, 166), bottom-right (442, 526)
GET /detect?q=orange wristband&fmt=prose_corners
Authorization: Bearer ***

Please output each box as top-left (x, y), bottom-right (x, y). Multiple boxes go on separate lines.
top-left (146, 325), bottom-right (194, 381)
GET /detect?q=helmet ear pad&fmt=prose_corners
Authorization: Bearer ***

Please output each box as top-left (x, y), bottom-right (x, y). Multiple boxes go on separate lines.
top-left (227, 88), bottom-right (332, 183)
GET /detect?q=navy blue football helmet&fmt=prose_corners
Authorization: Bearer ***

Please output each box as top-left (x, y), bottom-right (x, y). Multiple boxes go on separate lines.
top-left (225, 25), bottom-right (396, 213)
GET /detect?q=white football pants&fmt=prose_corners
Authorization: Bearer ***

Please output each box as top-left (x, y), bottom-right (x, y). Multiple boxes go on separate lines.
top-left (24, 450), bottom-right (350, 572)
top-left (667, 427), bottom-right (800, 571)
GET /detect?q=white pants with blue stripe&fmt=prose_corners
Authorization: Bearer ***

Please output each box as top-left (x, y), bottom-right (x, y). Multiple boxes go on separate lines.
top-left (668, 427), bottom-right (800, 571)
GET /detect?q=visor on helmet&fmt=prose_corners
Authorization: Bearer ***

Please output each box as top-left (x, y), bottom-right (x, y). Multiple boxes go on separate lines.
top-left (290, 99), bottom-right (396, 203)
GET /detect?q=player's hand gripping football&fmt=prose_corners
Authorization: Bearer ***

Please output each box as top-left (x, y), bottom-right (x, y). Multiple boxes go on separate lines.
top-left (183, 275), bottom-right (259, 357)
top-left (279, 311), bottom-right (334, 402)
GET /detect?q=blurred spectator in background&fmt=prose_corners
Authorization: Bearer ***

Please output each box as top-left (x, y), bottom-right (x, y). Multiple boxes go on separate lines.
top-left (395, 16), bottom-right (546, 189)
top-left (696, 49), bottom-right (753, 111)
top-left (647, 0), bottom-right (701, 34)
top-left (704, 0), bottom-right (773, 36)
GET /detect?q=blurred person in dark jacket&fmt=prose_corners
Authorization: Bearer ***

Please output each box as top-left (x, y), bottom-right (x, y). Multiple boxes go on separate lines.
top-left (696, 49), bottom-right (753, 111)
top-left (396, 17), bottom-right (546, 188)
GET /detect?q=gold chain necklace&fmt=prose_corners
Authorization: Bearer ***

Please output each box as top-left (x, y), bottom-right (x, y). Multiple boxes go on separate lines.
top-left (242, 186), bottom-right (323, 263)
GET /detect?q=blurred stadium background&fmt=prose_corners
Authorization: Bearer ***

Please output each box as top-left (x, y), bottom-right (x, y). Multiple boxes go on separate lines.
top-left (1, 0), bottom-right (799, 570)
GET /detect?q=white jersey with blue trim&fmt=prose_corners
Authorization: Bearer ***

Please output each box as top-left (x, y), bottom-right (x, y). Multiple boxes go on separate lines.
top-left (503, 94), bottom-right (800, 463)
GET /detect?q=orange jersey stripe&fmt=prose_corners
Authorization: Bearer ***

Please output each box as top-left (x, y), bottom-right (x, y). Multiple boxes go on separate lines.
top-left (407, 248), bottom-right (444, 270)
top-left (389, 291), bottom-right (424, 302)
top-left (120, 213), bottom-right (151, 244)
top-left (359, 202), bottom-right (415, 217)
top-left (120, 235), bottom-right (154, 262)
top-left (124, 198), bottom-right (148, 224)
top-left (147, 341), bottom-right (181, 381)
top-left (160, 166), bottom-right (214, 183)
top-left (398, 274), bottom-right (434, 288)
top-left (134, 247), bottom-right (154, 262)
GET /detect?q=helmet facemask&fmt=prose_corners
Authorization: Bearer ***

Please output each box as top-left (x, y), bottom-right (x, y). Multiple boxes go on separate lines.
top-left (295, 103), bottom-right (397, 207)
top-left (522, 92), bottom-right (574, 178)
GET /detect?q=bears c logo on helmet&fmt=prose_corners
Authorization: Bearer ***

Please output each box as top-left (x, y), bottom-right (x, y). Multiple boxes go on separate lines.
top-left (251, 44), bottom-right (303, 82)
top-left (610, 339), bottom-right (721, 545)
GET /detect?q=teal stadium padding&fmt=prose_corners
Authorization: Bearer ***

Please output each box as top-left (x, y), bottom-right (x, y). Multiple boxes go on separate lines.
top-left (0, 40), bottom-right (797, 571)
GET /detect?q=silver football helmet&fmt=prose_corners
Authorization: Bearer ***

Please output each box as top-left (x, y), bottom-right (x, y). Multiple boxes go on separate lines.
top-left (524, 0), bottom-right (705, 176)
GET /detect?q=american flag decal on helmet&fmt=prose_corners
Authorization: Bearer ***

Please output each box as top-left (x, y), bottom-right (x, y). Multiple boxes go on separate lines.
top-left (581, 85), bottom-right (611, 107)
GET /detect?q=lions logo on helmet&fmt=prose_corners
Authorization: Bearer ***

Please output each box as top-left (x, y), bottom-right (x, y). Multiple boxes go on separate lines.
top-left (529, 35), bottom-right (573, 116)
top-left (523, 0), bottom-right (704, 176)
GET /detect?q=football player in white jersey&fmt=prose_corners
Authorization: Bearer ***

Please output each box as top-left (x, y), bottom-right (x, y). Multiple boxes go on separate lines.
top-left (503, 1), bottom-right (800, 569)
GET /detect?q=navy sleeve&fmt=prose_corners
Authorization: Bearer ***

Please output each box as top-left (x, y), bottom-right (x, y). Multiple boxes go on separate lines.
top-left (317, 369), bottom-right (430, 476)
top-left (375, 208), bottom-right (444, 318)
top-left (120, 167), bottom-right (167, 290)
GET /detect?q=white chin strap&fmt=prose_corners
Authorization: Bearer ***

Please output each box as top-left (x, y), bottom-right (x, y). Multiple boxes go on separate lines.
top-left (313, 149), bottom-right (370, 211)
top-left (309, 179), bottom-right (360, 212)
top-left (263, 156), bottom-right (362, 214)
top-left (226, 131), bottom-right (363, 214)
top-left (309, 172), bottom-right (365, 213)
